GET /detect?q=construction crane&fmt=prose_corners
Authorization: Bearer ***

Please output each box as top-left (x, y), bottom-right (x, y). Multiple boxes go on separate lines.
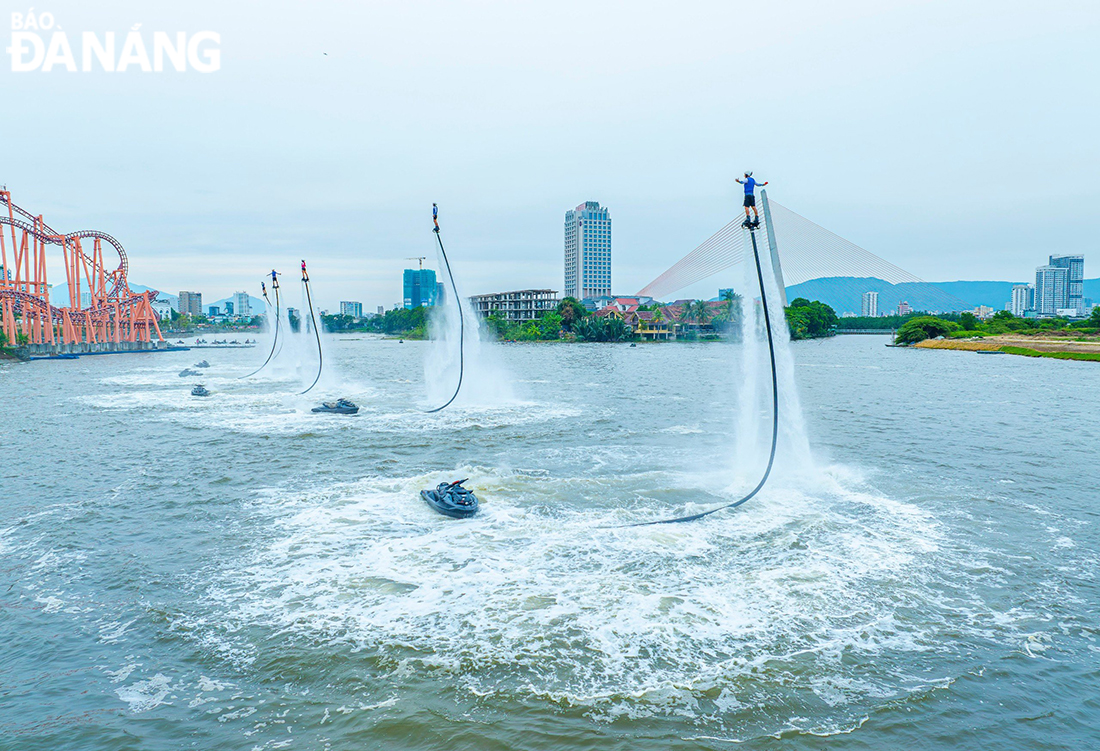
top-left (406, 256), bottom-right (426, 270)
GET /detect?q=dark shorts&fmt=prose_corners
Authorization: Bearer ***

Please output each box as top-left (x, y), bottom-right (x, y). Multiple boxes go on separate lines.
top-left (743, 195), bottom-right (756, 207)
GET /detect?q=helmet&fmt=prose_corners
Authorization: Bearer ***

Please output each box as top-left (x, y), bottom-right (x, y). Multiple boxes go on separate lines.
top-left (745, 171), bottom-right (753, 177)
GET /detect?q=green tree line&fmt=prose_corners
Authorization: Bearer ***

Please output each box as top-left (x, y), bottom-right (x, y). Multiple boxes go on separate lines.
top-left (895, 307), bottom-right (1100, 345)
top-left (313, 295), bottom-right (841, 343)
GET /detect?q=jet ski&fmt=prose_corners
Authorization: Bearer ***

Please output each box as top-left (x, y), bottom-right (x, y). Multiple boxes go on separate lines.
top-left (195, 360), bottom-right (210, 368)
top-left (311, 398), bottom-right (359, 415)
top-left (191, 384), bottom-right (211, 397)
top-left (421, 479), bottom-right (479, 519)
top-left (179, 368), bottom-right (200, 377)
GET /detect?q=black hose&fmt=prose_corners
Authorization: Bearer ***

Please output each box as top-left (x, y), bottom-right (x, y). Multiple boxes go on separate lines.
top-left (241, 284), bottom-right (280, 378)
top-left (299, 268), bottom-right (323, 395)
top-left (425, 226), bottom-right (464, 413)
top-left (620, 227), bottom-right (779, 526)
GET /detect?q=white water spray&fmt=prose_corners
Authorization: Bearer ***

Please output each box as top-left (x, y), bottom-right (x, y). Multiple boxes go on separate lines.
top-left (425, 243), bottom-right (514, 409)
top-left (733, 228), bottom-right (813, 487)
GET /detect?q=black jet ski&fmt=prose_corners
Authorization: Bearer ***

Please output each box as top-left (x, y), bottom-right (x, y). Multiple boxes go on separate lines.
top-left (195, 360), bottom-right (210, 368)
top-left (179, 368), bottom-right (200, 377)
top-left (421, 479), bottom-right (479, 519)
top-left (311, 398), bottom-right (359, 415)
top-left (191, 384), bottom-right (211, 397)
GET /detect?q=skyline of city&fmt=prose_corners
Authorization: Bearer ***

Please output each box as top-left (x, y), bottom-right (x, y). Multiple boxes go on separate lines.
top-left (163, 244), bottom-right (1093, 321)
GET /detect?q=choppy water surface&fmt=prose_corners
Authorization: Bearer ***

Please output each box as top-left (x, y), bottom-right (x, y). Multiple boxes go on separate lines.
top-left (1, 336), bottom-right (1097, 750)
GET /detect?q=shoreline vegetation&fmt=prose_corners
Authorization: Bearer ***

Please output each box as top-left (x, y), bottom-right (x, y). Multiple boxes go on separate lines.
top-left (320, 296), bottom-right (840, 343)
top-left (891, 309), bottom-right (1100, 362)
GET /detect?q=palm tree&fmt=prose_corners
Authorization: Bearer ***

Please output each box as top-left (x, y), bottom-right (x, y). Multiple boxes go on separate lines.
top-left (720, 290), bottom-right (738, 321)
top-left (692, 300), bottom-right (711, 326)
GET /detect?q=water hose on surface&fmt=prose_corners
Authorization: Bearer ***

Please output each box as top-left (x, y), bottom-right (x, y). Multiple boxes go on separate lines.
top-left (621, 226), bottom-right (779, 526)
top-left (425, 205), bottom-right (464, 413)
top-left (299, 260), bottom-right (323, 395)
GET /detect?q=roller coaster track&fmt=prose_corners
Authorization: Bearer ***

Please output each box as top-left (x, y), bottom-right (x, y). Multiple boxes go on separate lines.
top-left (0, 190), bottom-right (160, 347)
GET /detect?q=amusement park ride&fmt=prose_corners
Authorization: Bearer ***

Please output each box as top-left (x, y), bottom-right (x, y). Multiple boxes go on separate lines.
top-left (0, 190), bottom-right (163, 349)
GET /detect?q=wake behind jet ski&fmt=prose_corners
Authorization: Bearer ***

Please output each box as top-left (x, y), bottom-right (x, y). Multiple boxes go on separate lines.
top-left (421, 479), bottom-right (479, 519)
top-left (191, 384), bottom-right (211, 397)
top-left (311, 398), bottom-right (359, 415)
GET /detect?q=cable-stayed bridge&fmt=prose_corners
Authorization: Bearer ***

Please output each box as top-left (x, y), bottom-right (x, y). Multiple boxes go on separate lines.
top-left (638, 190), bottom-right (969, 313)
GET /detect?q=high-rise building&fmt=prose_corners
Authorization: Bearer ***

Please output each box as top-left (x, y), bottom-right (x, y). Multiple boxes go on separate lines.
top-left (232, 291), bottom-right (252, 319)
top-left (1010, 283), bottom-right (1034, 316)
top-left (564, 201), bottom-right (611, 300)
top-left (377, 305), bottom-right (384, 315)
top-left (340, 301), bottom-right (363, 318)
top-left (1049, 255), bottom-right (1084, 315)
top-left (178, 291), bottom-right (202, 316)
top-left (1035, 264), bottom-right (1069, 316)
top-left (403, 268), bottom-right (438, 309)
top-left (224, 301), bottom-right (234, 316)
top-left (897, 301), bottom-right (912, 316)
top-left (861, 291), bottom-right (879, 317)
top-left (208, 306), bottom-right (221, 317)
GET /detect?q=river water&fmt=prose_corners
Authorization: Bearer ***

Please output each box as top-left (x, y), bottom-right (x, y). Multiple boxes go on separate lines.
top-left (1, 334), bottom-right (1097, 750)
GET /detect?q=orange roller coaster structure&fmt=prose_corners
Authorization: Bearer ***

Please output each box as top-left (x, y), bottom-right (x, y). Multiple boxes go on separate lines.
top-left (0, 190), bottom-right (163, 348)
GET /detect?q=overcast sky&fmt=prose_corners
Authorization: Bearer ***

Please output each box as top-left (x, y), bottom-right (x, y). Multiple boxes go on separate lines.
top-left (4, 0), bottom-right (1098, 308)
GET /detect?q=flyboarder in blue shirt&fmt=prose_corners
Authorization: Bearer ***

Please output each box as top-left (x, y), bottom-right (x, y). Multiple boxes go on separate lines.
top-left (736, 171), bottom-right (768, 228)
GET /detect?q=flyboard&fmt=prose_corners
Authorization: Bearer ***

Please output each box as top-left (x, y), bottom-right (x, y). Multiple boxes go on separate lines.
top-left (241, 269), bottom-right (281, 378)
top-left (424, 203), bottom-right (465, 413)
top-left (299, 260), bottom-right (323, 395)
top-left (620, 189), bottom-right (783, 526)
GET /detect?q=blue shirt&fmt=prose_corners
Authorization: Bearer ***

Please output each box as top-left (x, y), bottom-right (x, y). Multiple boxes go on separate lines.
top-left (742, 177), bottom-right (757, 194)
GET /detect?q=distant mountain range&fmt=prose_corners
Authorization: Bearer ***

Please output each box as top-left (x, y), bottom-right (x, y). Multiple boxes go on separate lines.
top-left (785, 277), bottom-right (1100, 315)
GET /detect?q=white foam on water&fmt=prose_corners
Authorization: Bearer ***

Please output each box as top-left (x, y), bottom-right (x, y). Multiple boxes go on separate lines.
top-left (196, 459), bottom-right (1031, 729)
top-left (117, 673), bottom-right (174, 713)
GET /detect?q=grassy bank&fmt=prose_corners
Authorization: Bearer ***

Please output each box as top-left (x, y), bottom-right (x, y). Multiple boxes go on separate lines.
top-left (914, 337), bottom-right (1100, 362)
top-left (999, 346), bottom-right (1100, 362)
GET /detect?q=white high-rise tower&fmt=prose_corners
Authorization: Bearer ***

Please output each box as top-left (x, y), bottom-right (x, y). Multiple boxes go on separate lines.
top-left (564, 201), bottom-right (611, 300)
top-left (861, 291), bottom-right (878, 317)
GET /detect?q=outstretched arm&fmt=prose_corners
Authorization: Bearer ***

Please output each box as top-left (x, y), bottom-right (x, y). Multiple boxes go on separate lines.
top-left (735, 178), bottom-right (744, 184)
top-left (761, 181), bottom-right (769, 186)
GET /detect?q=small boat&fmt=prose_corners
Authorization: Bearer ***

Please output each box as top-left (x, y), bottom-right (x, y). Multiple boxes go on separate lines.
top-left (191, 384), bottom-right (211, 397)
top-left (311, 398), bottom-right (359, 415)
top-left (179, 368), bottom-right (200, 377)
top-left (421, 479), bottom-right (479, 519)
top-left (195, 360), bottom-right (210, 368)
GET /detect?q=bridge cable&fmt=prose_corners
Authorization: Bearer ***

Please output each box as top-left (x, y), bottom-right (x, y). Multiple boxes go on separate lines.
top-left (617, 225), bottom-right (778, 527)
top-left (298, 261), bottom-right (323, 395)
top-left (425, 204), bottom-right (464, 413)
top-left (240, 270), bottom-right (281, 378)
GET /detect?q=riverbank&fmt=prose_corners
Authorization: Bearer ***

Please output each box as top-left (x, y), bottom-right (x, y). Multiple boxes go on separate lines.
top-left (914, 335), bottom-right (1100, 361)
